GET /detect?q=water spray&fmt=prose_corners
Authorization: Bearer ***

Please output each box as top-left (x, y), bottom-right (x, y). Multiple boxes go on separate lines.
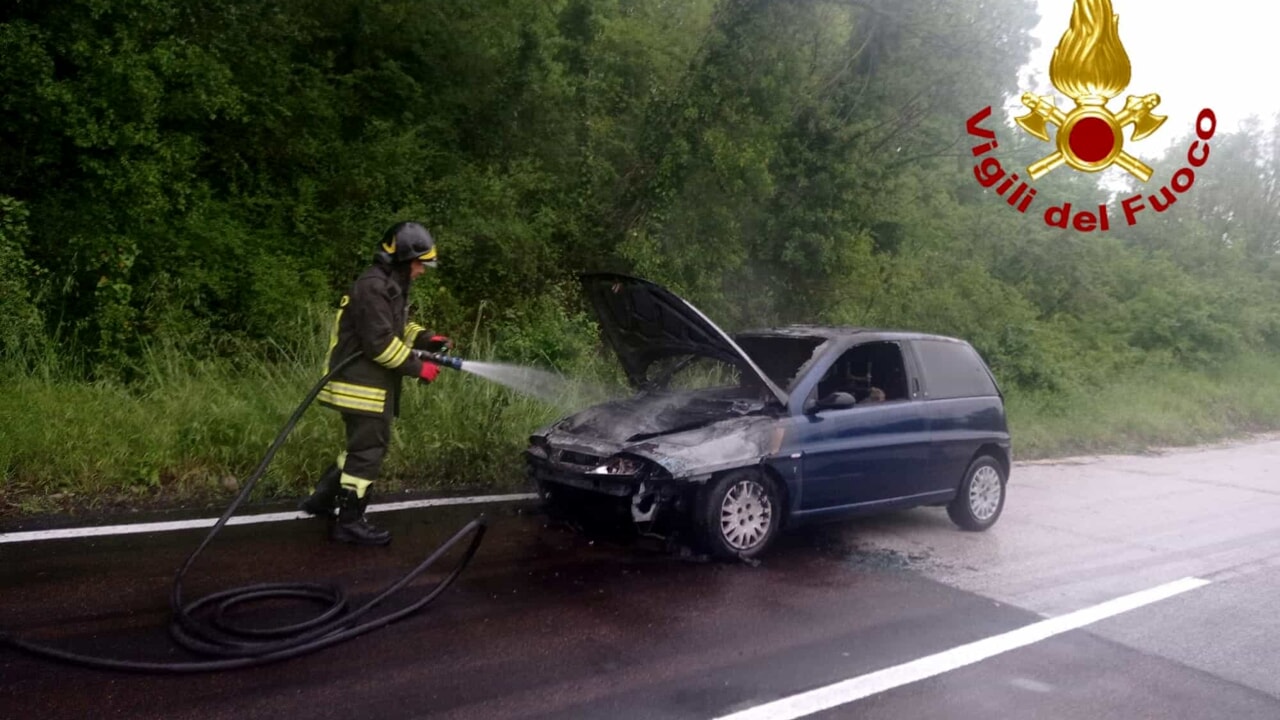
top-left (414, 350), bottom-right (612, 409)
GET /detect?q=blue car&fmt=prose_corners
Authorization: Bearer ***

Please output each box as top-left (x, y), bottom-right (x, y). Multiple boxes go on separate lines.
top-left (526, 273), bottom-right (1012, 560)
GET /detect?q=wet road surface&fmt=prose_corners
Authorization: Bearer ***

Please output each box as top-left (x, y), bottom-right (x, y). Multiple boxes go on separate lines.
top-left (3, 435), bottom-right (1280, 719)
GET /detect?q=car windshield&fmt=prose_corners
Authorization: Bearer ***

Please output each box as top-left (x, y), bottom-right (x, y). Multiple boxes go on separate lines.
top-left (646, 354), bottom-right (742, 391)
top-left (733, 334), bottom-right (827, 391)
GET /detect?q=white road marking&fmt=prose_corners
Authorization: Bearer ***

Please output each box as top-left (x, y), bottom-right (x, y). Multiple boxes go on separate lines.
top-left (711, 576), bottom-right (1212, 720)
top-left (0, 493), bottom-right (538, 544)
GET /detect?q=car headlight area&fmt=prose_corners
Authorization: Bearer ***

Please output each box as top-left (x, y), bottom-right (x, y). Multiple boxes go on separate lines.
top-left (588, 455), bottom-right (645, 476)
top-left (526, 442), bottom-right (692, 536)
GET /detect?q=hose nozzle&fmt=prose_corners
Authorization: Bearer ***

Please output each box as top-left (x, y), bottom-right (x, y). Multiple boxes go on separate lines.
top-left (416, 351), bottom-right (463, 371)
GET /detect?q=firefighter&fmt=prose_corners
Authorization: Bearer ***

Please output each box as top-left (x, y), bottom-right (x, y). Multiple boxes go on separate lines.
top-left (298, 221), bottom-right (452, 545)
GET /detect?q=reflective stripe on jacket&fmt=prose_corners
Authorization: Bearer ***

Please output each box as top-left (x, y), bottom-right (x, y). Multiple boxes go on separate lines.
top-left (318, 262), bottom-right (436, 418)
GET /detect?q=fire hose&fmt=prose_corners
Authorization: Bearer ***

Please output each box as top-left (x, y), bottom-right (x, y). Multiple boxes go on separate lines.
top-left (0, 350), bottom-right (483, 673)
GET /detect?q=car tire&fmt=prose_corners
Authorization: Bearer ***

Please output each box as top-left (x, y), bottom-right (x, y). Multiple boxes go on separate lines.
top-left (947, 455), bottom-right (1006, 531)
top-left (697, 469), bottom-right (783, 561)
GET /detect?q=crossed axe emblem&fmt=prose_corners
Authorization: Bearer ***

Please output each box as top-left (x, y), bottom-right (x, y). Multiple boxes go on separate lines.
top-left (1016, 92), bottom-right (1167, 182)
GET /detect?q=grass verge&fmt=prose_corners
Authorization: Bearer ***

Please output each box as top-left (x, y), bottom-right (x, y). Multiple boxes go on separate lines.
top-left (1005, 354), bottom-right (1280, 459)
top-left (0, 339), bottom-right (618, 518)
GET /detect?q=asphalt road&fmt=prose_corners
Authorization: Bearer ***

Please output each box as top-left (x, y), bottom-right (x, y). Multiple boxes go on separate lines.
top-left (2, 435), bottom-right (1279, 719)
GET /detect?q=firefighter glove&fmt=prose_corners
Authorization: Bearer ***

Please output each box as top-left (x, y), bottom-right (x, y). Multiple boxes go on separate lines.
top-left (426, 335), bottom-right (453, 353)
top-left (419, 362), bottom-right (440, 384)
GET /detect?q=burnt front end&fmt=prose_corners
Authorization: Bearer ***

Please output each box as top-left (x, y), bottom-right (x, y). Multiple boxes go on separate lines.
top-left (525, 436), bottom-right (694, 539)
top-left (524, 386), bottom-right (788, 545)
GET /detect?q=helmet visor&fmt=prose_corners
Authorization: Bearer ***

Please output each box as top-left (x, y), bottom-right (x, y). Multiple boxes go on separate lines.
top-left (414, 245), bottom-right (438, 267)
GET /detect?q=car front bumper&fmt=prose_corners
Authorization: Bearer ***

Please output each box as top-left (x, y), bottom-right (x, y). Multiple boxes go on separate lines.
top-left (524, 448), bottom-right (637, 498)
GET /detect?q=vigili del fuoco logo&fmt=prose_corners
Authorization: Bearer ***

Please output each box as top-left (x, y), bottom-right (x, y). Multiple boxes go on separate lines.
top-left (966, 0), bottom-right (1216, 231)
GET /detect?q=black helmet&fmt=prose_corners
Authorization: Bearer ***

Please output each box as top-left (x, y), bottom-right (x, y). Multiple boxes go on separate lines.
top-left (375, 221), bottom-right (437, 266)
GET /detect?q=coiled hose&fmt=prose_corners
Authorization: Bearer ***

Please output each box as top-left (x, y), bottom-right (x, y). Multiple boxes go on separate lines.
top-left (0, 351), bottom-right (487, 673)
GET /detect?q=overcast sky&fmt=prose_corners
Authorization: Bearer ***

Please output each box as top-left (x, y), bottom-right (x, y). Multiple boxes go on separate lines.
top-left (1003, 0), bottom-right (1277, 166)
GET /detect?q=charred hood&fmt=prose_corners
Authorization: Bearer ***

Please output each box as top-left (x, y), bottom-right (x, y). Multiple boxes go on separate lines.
top-left (552, 390), bottom-right (770, 445)
top-left (579, 273), bottom-right (789, 407)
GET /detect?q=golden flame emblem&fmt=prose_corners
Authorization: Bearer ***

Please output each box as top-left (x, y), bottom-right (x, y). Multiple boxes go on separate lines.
top-left (1016, 0), bottom-right (1166, 181)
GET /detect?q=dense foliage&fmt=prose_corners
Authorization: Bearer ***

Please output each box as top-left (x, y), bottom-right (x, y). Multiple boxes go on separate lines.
top-left (3, 0), bottom-right (1279, 393)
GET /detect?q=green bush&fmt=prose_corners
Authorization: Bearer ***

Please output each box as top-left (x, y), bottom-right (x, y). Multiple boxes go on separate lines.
top-left (0, 197), bottom-right (49, 365)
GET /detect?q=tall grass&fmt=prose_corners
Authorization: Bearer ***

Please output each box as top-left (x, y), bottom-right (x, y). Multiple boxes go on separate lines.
top-left (1005, 354), bottom-right (1280, 459)
top-left (0, 320), bottom-right (624, 516)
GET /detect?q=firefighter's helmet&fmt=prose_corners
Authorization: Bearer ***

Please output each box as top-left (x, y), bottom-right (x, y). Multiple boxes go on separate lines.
top-left (375, 222), bottom-right (437, 266)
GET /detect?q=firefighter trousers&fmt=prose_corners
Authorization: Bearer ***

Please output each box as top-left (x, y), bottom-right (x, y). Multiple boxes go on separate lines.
top-left (337, 413), bottom-right (391, 498)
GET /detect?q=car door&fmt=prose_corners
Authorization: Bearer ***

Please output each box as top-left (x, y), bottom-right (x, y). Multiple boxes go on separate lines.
top-left (794, 341), bottom-right (933, 510)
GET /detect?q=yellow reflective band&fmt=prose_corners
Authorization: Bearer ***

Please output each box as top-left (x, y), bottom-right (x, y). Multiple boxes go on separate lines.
top-left (405, 322), bottom-right (425, 346)
top-left (340, 473), bottom-right (372, 498)
top-left (318, 388), bottom-right (385, 414)
top-left (325, 381), bottom-right (386, 401)
top-left (389, 342), bottom-right (411, 367)
top-left (320, 387), bottom-right (384, 405)
top-left (373, 337), bottom-right (411, 368)
top-left (320, 396), bottom-right (383, 414)
top-left (337, 451), bottom-right (347, 470)
top-left (318, 389), bottom-right (381, 412)
top-left (372, 340), bottom-right (399, 365)
top-left (323, 305), bottom-right (346, 377)
top-left (418, 246), bottom-right (437, 262)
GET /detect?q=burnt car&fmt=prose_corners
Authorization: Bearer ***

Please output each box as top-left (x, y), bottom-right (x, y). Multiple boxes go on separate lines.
top-left (525, 273), bottom-right (1011, 560)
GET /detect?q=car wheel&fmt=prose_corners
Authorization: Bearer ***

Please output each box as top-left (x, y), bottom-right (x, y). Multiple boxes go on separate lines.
top-left (698, 469), bottom-right (782, 561)
top-left (947, 455), bottom-right (1006, 531)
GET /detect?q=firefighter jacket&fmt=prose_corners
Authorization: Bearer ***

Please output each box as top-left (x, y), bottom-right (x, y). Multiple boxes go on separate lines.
top-left (318, 262), bottom-right (437, 419)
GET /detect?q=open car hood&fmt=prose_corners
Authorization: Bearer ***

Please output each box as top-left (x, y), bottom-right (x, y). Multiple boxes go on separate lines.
top-left (579, 273), bottom-right (789, 407)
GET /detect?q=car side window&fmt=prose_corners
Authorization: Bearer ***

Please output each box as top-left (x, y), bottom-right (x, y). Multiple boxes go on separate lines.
top-left (913, 340), bottom-right (998, 399)
top-left (813, 341), bottom-right (910, 406)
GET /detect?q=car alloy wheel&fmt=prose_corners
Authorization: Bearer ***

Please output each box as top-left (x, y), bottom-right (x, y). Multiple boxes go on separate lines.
top-left (699, 469), bottom-right (783, 560)
top-left (720, 478), bottom-right (774, 551)
top-left (947, 455), bottom-right (1006, 532)
top-left (968, 465), bottom-right (1002, 522)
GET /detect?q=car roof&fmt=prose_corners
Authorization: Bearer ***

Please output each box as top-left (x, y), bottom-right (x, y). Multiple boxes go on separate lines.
top-left (733, 324), bottom-right (969, 345)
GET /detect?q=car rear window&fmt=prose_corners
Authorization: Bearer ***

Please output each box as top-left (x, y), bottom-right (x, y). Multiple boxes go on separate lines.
top-left (914, 339), bottom-right (999, 399)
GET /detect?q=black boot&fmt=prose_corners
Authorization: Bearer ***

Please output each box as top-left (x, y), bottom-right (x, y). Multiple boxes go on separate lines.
top-left (331, 487), bottom-right (391, 546)
top-left (299, 464), bottom-right (341, 517)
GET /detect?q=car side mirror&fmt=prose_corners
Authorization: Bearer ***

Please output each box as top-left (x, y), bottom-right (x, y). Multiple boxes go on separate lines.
top-left (809, 391), bottom-right (857, 412)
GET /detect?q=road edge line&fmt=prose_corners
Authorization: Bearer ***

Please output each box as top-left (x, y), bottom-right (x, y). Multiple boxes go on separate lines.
top-left (0, 493), bottom-right (539, 544)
